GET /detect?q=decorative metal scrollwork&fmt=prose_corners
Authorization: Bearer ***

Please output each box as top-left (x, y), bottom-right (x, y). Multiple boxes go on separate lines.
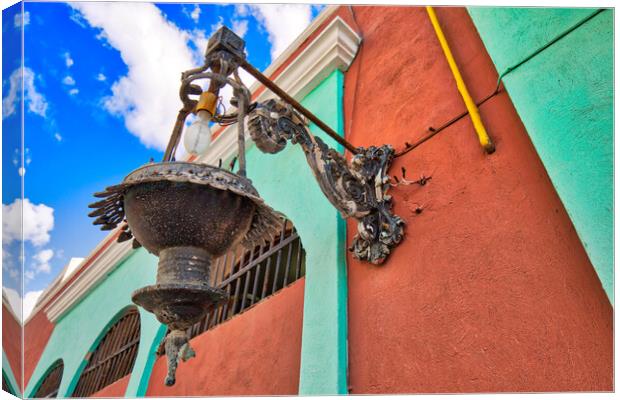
top-left (248, 99), bottom-right (404, 264)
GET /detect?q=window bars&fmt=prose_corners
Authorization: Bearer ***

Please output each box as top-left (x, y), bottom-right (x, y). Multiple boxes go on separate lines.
top-left (186, 217), bottom-right (306, 339)
top-left (71, 308), bottom-right (141, 397)
top-left (33, 359), bottom-right (64, 398)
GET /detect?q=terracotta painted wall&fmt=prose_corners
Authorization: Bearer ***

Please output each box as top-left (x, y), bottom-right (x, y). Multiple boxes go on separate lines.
top-left (23, 311), bottom-right (55, 389)
top-left (344, 6), bottom-right (612, 393)
top-left (90, 374), bottom-right (131, 397)
top-left (2, 304), bottom-right (22, 391)
top-left (468, 8), bottom-right (614, 302)
top-left (146, 279), bottom-right (305, 396)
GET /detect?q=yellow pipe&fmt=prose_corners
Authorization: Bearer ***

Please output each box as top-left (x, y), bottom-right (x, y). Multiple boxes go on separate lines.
top-left (426, 6), bottom-right (495, 154)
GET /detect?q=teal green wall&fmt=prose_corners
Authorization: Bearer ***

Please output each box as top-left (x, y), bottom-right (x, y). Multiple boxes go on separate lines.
top-left (24, 249), bottom-right (164, 398)
top-left (468, 8), bottom-right (614, 302)
top-left (244, 70), bottom-right (348, 394)
top-left (3, 350), bottom-right (21, 396)
top-left (26, 70), bottom-right (349, 397)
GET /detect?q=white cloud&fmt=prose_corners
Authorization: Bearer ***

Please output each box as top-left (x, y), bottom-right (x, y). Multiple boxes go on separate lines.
top-left (64, 52), bottom-right (74, 67)
top-left (2, 198), bottom-right (54, 247)
top-left (235, 4), bottom-right (249, 17)
top-left (96, 73), bottom-right (107, 81)
top-left (188, 29), bottom-right (209, 63)
top-left (25, 248), bottom-right (54, 283)
top-left (209, 16), bottom-right (224, 37)
top-left (25, 147), bottom-right (31, 165)
top-left (32, 249), bottom-right (54, 274)
top-left (23, 290), bottom-right (43, 319)
top-left (243, 5), bottom-right (312, 60)
top-left (190, 4), bottom-right (201, 23)
top-left (232, 19), bottom-right (248, 38)
top-left (62, 75), bottom-right (76, 86)
top-left (2, 287), bottom-right (42, 321)
top-left (71, 2), bottom-right (197, 151)
top-left (2, 67), bottom-right (49, 119)
top-left (69, 88), bottom-right (79, 96)
top-left (54, 133), bottom-right (63, 142)
top-left (3, 287), bottom-right (22, 320)
top-left (3, 249), bottom-right (19, 281)
top-left (25, 248), bottom-right (55, 282)
top-left (14, 11), bottom-right (30, 28)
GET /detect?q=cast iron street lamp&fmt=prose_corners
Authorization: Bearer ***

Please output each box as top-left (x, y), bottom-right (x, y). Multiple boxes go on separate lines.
top-left (88, 26), bottom-right (404, 385)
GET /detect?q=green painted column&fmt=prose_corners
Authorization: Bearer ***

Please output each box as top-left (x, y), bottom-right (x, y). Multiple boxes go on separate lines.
top-left (468, 8), bottom-right (614, 303)
top-left (244, 70), bottom-right (348, 394)
top-left (26, 71), bottom-right (350, 397)
top-left (124, 311), bottom-right (166, 397)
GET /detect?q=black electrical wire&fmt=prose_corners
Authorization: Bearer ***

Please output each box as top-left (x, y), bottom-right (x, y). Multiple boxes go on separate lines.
top-left (394, 7), bottom-right (608, 159)
top-left (394, 88), bottom-right (501, 158)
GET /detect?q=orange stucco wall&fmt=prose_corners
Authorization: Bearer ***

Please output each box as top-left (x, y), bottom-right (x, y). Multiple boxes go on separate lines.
top-left (90, 374), bottom-right (131, 397)
top-left (2, 304), bottom-right (22, 390)
top-left (344, 6), bottom-right (613, 393)
top-left (146, 278), bottom-right (305, 396)
top-left (24, 311), bottom-right (55, 388)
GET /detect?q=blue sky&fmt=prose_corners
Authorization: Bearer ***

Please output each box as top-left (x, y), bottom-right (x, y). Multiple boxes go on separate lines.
top-left (2, 1), bottom-right (324, 317)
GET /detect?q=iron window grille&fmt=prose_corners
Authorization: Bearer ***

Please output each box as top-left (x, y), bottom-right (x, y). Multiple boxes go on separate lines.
top-left (71, 308), bottom-right (141, 397)
top-left (186, 217), bottom-right (306, 339)
top-left (33, 359), bottom-right (64, 398)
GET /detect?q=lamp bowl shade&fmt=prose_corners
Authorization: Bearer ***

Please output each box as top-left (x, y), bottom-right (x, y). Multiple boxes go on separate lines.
top-left (88, 161), bottom-right (284, 329)
top-left (124, 178), bottom-right (255, 257)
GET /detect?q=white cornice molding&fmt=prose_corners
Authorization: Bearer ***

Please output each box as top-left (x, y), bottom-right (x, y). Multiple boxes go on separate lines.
top-left (26, 229), bottom-right (116, 323)
top-left (197, 15), bottom-right (361, 165)
top-left (43, 239), bottom-right (134, 323)
top-left (2, 291), bottom-right (20, 323)
top-left (33, 7), bottom-right (359, 325)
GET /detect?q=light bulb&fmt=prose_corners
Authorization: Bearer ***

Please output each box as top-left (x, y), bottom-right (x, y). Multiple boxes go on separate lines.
top-left (184, 110), bottom-right (212, 156)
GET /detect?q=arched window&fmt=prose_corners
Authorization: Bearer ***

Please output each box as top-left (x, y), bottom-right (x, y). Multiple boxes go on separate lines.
top-left (71, 308), bottom-right (140, 397)
top-left (187, 217), bottom-right (306, 338)
top-left (33, 359), bottom-right (63, 398)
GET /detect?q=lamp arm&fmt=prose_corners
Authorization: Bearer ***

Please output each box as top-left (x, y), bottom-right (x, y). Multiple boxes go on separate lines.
top-left (240, 60), bottom-right (360, 155)
top-left (247, 99), bottom-right (404, 264)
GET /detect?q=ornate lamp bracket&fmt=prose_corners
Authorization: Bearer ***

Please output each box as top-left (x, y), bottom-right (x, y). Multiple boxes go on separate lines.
top-left (247, 99), bottom-right (404, 264)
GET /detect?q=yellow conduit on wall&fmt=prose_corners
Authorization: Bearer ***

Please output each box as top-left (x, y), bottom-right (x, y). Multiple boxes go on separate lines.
top-left (426, 6), bottom-right (495, 154)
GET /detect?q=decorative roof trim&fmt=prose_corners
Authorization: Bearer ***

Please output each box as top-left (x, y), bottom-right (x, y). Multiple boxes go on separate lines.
top-left (25, 230), bottom-right (117, 324)
top-left (32, 7), bottom-right (360, 325)
top-left (197, 16), bottom-right (361, 165)
top-left (43, 239), bottom-right (133, 322)
top-left (2, 291), bottom-right (20, 322)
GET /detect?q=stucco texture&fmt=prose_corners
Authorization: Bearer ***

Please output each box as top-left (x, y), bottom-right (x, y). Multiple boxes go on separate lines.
top-left (247, 70), bottom-right (348, 394)
top-left (148, 70), bottom-right (348, 395)
top-left (2, 304), bottom-right (22, 392)
top-left (344, 6), bottom-right (612, 393)
top-left (24, 311), bottom-right (55, 388)
top-left (24, 249), bottom-right (165, 398)
top-left (147, 279), bottom-right (305, 396)
top-left (468, 7), bottom-right (614, 302)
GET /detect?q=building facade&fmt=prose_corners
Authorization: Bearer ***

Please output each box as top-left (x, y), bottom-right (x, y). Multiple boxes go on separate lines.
top-left (5, 5), bottom-right (613, 397)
